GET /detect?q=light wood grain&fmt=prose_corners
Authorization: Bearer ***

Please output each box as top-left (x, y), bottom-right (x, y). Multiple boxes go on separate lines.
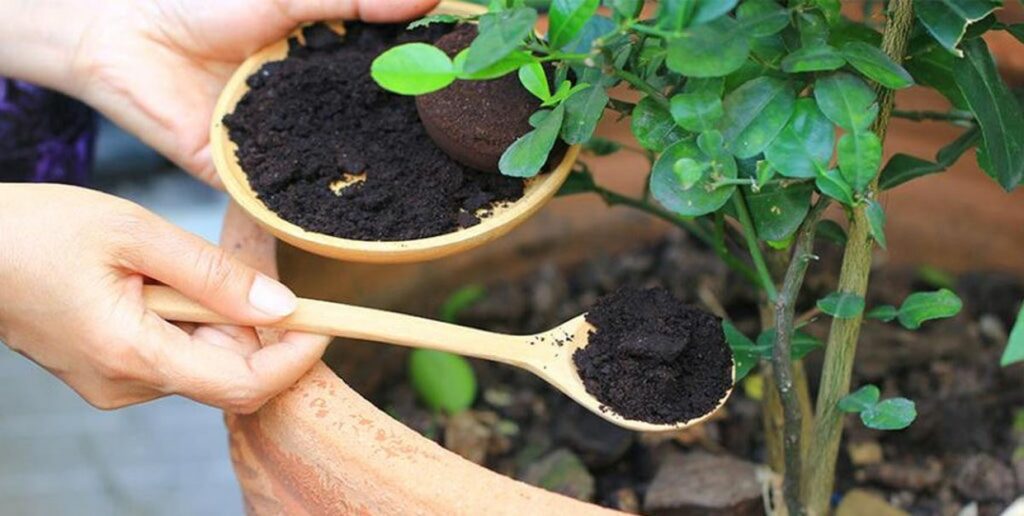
top-left (145, 284), bottom-right (732, 433)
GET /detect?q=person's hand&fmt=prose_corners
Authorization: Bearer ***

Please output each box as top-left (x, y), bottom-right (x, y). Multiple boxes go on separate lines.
top-left (0, 183), bottom-right (328, 412)
top-left (0, 0), bottom-right (439, 186)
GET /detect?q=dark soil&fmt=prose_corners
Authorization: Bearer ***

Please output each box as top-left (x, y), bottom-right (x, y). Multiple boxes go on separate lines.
top-left (574, 287), bottom-right (733, 424)
top-left (223, 23), bottom-right (525, 241)
top-left (416, 24), bottom-right (540, 173)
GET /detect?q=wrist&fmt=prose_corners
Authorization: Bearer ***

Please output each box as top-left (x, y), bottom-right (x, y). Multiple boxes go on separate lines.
top-left (0, 1), bottom-right (91, 94)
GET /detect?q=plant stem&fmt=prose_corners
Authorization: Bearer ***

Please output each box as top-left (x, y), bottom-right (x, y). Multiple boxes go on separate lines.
top-left (613, 68), bottom-right (670, 108)
top-left (803, 0), bottom-right (915, 512)
top-left (732, 191), bottom-right (778, 301)
top-left (891, 109), bottom-right (974, 123)
top-left (592, 184), bottom-right (761, 285)
top-left (772, 199), bottom-right (829, 516)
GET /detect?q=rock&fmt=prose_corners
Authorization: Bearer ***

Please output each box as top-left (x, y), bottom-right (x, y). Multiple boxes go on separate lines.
top-left (953, 454), bottom-right (1017, 502)
top-left (848, 440), bottom-right (884, 466)
top-left (443, 411), bottom-right (492, 465)
top-left (1002, 498), bottom-right (1024, 516)
top-left (835, 489), bottom-right (908, 516)
top-left (555, 402), bottom-right (634, 468)
top-left (858, 459), bottom-right (944, 491)
top-left (521, 448), bottom-right (595, 502)
top-left (610, 487), bottom-right (641, 514)
top-left (643, 451), bottom-right (763, 516)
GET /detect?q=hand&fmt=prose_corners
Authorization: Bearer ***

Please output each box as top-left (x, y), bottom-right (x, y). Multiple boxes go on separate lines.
top-left (0, 183), bottom-right (327, 412)
top-left (0, 0), bottom-right (439, 186)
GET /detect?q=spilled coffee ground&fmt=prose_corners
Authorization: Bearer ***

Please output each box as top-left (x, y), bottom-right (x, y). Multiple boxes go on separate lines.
top-left (573, 287), bottom-right (734, 424)
top-left (223, 23), bottom-right (525, 241)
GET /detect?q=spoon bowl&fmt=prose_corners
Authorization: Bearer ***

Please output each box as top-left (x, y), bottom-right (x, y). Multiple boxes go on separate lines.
top-left (145, 286), bottom-right (734, 432)
top-left (210, 1), bottom-right (579, 263)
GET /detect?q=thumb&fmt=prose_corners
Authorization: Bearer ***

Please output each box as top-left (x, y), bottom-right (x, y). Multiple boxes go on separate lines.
top-left (119, 213), bottom-right (297, 325)
top-left (279, 0), bottom-right (440, 23)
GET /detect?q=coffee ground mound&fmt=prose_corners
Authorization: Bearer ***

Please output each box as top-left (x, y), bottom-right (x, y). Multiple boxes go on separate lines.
top-left (223, 23), bottom-right (525, 241)
top-left (572, 287), bottom-right (734, 424)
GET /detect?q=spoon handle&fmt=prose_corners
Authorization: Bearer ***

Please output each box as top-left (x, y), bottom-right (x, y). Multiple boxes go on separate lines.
top-left (143, 285), bottom-right (531, 364)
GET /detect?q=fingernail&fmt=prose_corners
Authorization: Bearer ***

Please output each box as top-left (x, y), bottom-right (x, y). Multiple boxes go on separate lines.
top-left (248, 274), bottom-right (298, 317)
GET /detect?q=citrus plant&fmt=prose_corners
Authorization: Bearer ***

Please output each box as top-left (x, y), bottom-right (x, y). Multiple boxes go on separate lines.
top-left (372, 0), bottom-right (1024, 513)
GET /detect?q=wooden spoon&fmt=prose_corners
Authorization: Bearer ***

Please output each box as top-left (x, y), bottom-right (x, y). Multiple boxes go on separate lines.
top-left (145, 285), bottom-right (733, 432)
top-left (209, 0), bottom-right (579, 264)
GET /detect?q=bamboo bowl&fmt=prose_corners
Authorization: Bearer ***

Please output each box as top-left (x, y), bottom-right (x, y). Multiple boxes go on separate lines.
top-left (209, 1), bottom-right (579, 263)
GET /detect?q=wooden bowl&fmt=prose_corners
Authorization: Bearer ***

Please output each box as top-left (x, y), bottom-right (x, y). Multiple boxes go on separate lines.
top-left (209, 0), bottom-right (579, 263)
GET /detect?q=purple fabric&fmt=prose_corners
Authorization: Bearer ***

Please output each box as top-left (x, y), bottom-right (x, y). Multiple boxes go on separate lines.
top-left (0, 78), bottom-right (96, 185)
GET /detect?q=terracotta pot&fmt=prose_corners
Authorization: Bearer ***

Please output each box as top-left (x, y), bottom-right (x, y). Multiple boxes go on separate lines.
top-left (221, 5), bottom-right (1024, 514)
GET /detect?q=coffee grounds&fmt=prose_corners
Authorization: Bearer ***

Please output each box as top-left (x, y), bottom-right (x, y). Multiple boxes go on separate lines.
top-left (223, 23), bottom-right (525, 241)
top-left (573, 287), bottom-right (734, 424)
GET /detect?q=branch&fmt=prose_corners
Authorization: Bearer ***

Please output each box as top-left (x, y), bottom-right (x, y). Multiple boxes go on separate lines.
top-left (891, 109), bottom-right (974, 123)
top-left (732, 191), bottom-right (779, 301)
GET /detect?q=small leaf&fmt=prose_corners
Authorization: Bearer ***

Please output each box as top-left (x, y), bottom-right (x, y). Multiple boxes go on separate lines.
top-left (839, 385), bottom-right (880, 413)
top-left (781, 45), bottom-right (847, 73)
top-left (817, 219), bottom-right (847, 245)
top-left (499, 104), bottom-right (565, 177)
top-left (755, 160), bottom-right (776, 188)
top-left (563, 14), bottom-right (616, 54)
top-left (440, 285), bottom-right (486, 322)
top-left (651, 139), bottom-right (738, 217)
top-left (755, 328), bottom-right (824, 361)
top-left (408, 14), bottom-right (463, 29)
top-left (905, 43), bottom-right (969, 109)
top-left (556, 167), bottom-right (597, 196)
top-left (896, 288), bottom-right (963, 330)
top-left (562, 84), bottom-right (609, 144)
top-left (666, 17), bottom-right (750, 78)
top-left (692, 0), bottom-right (740, 25)
top-left (814, 0), bottom-right (841, 24)
top-left (797, 11), bottom-right (830, 47)
top-left (548, 0), bottom-right (601, 49)
top-left (862, 398), bottom-right (916, 430)
top-left (543, 81), bottom-right (576, 107)
top-left (723, 320), bottom-right (758, 381)
top-left (914, 0), bottom-right (1000, 56)
top-left (609, 0), bottom-right (642, 20)
top-left (867, 305), bottom-right (898, 322)
top-left (814, 72), bottom-right (879, 131)
top-left (371, 43), bottom-right (456, 95)
top-left (674, 158), bottom-right (708, 190)
top-left (818, 291), bottom-right (866, 319)
top-left (879, 126), bottom-right (980, 190)
top-left (816, 168), bottom-right (855, 206)
top-left (720, 77), bottom-right (796, 159)
top-left (865, 199), bottom-right (887, 249)
top-left (736, 0), bottom-right (790, 38)
top-left (1000, 302), bottom-right (1024, 367)
top-left (837, 129), bottom-right (882, 193)
top-left (582, 137), bottom-right (620, 155)
top-left (632, 96), bottom-right (689, 152)
top-left (1007, 24), bottom-right (1024, 45)
top-left (409, 349), bottom-right (477, 413)
top-left (454, 49), bottom-right (536, 80)
top-left (464, 8), bottom-right (538, 74)
top-left (518, 62), bottom-right (552, 101)
top-left (840, 41), bottom-right (915, 89)
top-left (670, 91), bottom-right (724, 132)
top-left (745, 183), bottom-right (814, 241)
top-left (764, 97), bottom-right (834, 179)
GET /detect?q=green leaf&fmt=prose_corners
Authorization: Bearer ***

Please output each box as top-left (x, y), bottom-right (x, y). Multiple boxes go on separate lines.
top-left (556, 168), bottom-right (597, 196)
top-left (693, 0), bottom-right (740, 25)
top-left (736, 0), bottom-right (790, 38)
top-left (723, 320), bottom-right (759, 381)
top-left (814, 72), bottom-right (879, 131)
top-left (440, 285), bottom-right (486, 322)
top-left (896, 288), bottom-right (963, 330)
top-left (651, 139), bottom-right (737, 216)
top-left (561, 84), bottom-right (609, 144)
top-left (814, 0), bottom-right (842, 25)
top-left (879, 126), bottom-right (980, 190)
top-left (840, 41), bottom-right (915, 89)
top-left (837, 129), bottom-right (882, 193)
top-left (797, 11), bottom-right (830, 47)
top-left (781, 45), bottom-right (847, 73)
top-left (409, 349), bottom-right (477, 413)
top-left (745, 183), bottom-right (814, 241)
top-left (371, 43), bottom-right (456, 95)
top-left (953, 39), bottom-right (1024, 191)
top-left (1000, 302), bottom-right (1024, 366)
top-left (817, 219), bottom-right (847, 245)
top-left (499, 104), bottom-right (565, 177)
top-left (867, 305), bottom-right (899, 322)
top-left (816, 168), bottom-right (855, 206)
top-left (562, 15), bottom-right (616, 54)
top-left (674, 158), bottom-right (708, 190)
top-left (913, 0), bottom-right (1000, 56)
top-left (632, 97), bottom-right (689, 152)
top-left (755, 329), bottom-right (824, 361)
top-left (548, 0), bottom-right (600, 49)
top-left (464, 8), bottom-right (538, 74)
top-left (839, 385), bottom-right (880, 413)
top-left (905, 43), bottom-right (969, 109)
top-left (764, 97), bottom-right (834, 179)
top-left (543, 81), bottom-right (585, 107)
top-left (865, 199), bottom-right (887, 249)
top-left (720, 77), bottom-right (796, 159)
top-left (609, 0), bottom-right (642, 20)
top-left (408, 14), bottom-right (463, 29)
top-left (755, 160), bottom-right (776, 188)
top-left (656, 0), bottom-right (696, 32)
top-left (666, 17), bottom-right (750, 78)
top-left (582, 137), bottom-right (620, 155)
top-left (1007, 24), bottom-right (1024, 45)
top-left (518, 62), bottom-right (552, 101)
top-left (454, 49), bottom-right (536, 80)
top-left (862, 398), bottom-right (917, 430)
top-left (818, 291), bottom-right (866, 319)
top-left (670, 91), bottom-right (724, 132)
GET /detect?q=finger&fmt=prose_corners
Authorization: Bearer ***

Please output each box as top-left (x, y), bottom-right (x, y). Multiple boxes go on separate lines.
top-left (191, 325), bottom-right (262, 356)
top-left (278, 0), bottom-right (440, 23)
top-left (220, 202), bottom-right (278, 277)
top-left (117, 213), bottom-right (297, 324)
